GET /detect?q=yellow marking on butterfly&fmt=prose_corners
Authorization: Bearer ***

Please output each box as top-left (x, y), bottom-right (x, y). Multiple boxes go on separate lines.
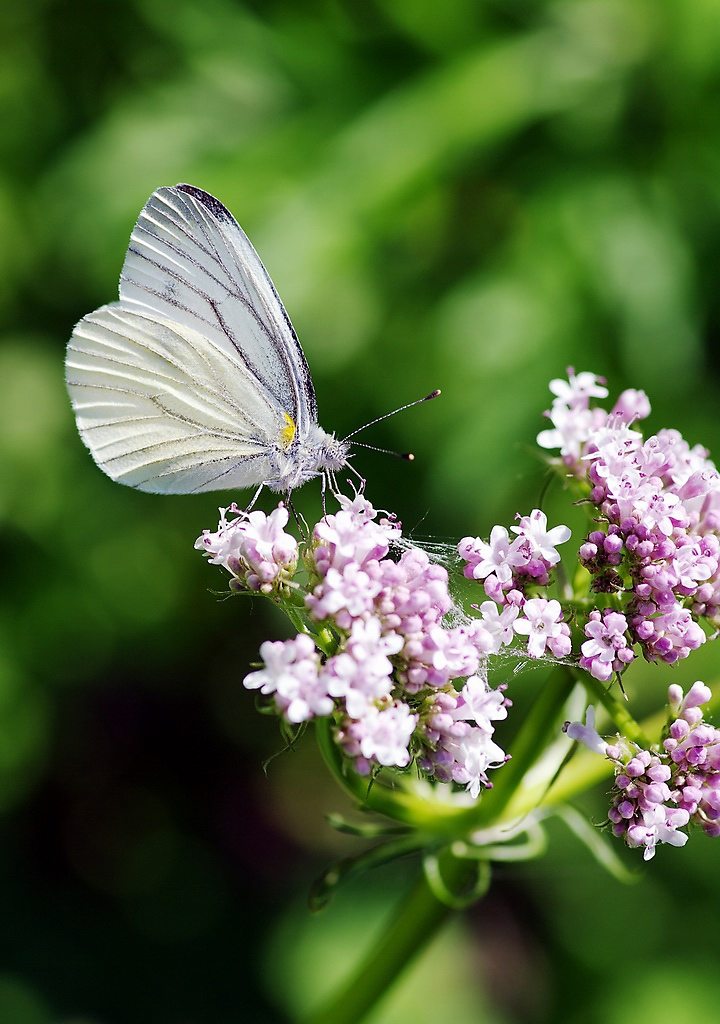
top-left (280, 413), bottom-right (296, 449)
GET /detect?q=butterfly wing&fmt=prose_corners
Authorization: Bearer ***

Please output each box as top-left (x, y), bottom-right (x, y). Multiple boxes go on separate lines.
top-left (66, 184), bottom-right (318, 493)
top-left (120, 185), bottom-right (318, 437)
top-left (67, 303), bottom-right (289, 493)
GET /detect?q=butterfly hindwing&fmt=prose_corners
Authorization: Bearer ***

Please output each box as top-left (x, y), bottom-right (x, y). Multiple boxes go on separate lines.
top-left (66, 303), bottom-right (282, 493)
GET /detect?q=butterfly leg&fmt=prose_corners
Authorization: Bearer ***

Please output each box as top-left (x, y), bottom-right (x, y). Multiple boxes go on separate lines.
top-left (343, 461), bottom-right (367, 494)
top-left (286, 495), bottom-right (309, 540)
top-left (243, 482), bottom-right (265, 512)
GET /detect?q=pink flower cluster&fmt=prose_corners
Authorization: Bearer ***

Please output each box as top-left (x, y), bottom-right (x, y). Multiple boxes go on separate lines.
top-left (539, 369), bottom-right (719, 665)
top-left (196, 373), bottom-right (719, 829)
top-left (664, 682), bottom-right (720, 838)
top-left (567, 682), bottom-right (720, 859)
top-left (307, 494), bottom-right (511, 791)
top-left (200, 494), bottom-right (510, 796)
top-left (194, 503), bottom-right (298, 593)
top-left (607, 747), bottom-right (689, 861)
top-left (459, 509), bottom-right (573, 661)
top-left (417, 676), bottom-right (509, 797)
top-left (579, 609), bottom-right (635, 681)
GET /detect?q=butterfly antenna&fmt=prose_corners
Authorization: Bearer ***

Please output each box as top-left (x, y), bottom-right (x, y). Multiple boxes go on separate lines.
top-left (350, 441), bottom-right (414, 461)
top-left (343, 390), bottom-right (441, 442)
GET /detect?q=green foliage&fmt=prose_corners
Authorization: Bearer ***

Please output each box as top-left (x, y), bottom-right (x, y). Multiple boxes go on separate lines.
top-left (3, 0), bottom-right (720, 1020)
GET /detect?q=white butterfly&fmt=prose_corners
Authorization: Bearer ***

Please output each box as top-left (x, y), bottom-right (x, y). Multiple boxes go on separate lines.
top-left (65, 184), bottom-right (349, 496)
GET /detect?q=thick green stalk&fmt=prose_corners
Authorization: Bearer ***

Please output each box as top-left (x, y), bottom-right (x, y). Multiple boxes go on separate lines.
top-left (300, 855), bottom-right (475, 1024)
top-left (314, 665), bottom-right (590, 836)
top-left (314, 717), bottom-right (477, 832)
top-left (304, 667), bottom-right (713, 1023)
top-left (315, 717), bottom-right (515, 836)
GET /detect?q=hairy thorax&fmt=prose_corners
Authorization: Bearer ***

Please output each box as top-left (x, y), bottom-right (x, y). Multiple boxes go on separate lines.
top-left (266, 425), bottom-right (349, 492)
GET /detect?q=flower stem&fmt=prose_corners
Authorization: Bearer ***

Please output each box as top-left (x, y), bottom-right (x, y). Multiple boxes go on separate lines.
top-left (579, 670), bottom-right (649, 746)
top-left (471, 664), bottom-right (575, 826)
top-left (300, 855), bottom-right (475, 1024)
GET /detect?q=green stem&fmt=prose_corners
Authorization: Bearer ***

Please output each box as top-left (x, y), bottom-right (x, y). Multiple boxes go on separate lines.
top-left (579, 670), bottom-right (649, 746)
top-left (471, 664), bottom-right (575, 826)
top-left (314, 717), bottom-right (507, 836)
top-left (303, 673), bottom-right (720, 1023)
top-left (300, 855), bottom-right (475, 1024)
top-left (314, 665), bottom-right (581, 837)
top-left (314, 716), bottom-right (453, 828)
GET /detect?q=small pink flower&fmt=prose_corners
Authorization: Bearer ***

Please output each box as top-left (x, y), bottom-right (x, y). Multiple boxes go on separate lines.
top-left (513, 598), bottom-right (569, 659)
top-left (458, 526), bottom-right (515, 583)
top-left (353, 704), bottom-right (418, 768)
top-left (195, 503), bottom-right (298, 592)
top-left (510, 509), bottom-right (571, 567)
top-left (580, 609), bottom-right (634, 682)
top-left (564, 707), bottom-right (607, 755)
top-left (243, 634), bottom-right (331, 724)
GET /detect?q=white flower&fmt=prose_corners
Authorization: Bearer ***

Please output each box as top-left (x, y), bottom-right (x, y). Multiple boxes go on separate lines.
top-left (513, 598), bottom-right (567, 658)
top-left (456, 675), bottom-right (509, 732)
top-left (322, 618), bottom-right (403, 718)
top-left (307, 563), bottom-right (381, 624)
top-left (195, 503), bottom-right (298, 591)
top-left (313, 499), bottom-right (400, 572)
top-left (549, 370), bottom-right (608, 407)
top-left (626, 805), bottom-right (689, 861)
top-left (537, 404), bottom-right (596, 460)
top-left (356, 703), bottom-right (418, 768)
top-left (463, 526), bottom-right (516, 582)
top-left (477, 600), bottom-right (519, 651)
top-left (243, 634), bottom-right (331, 723)
top-left (445, 729), bottom-right (507, 799)
top-left (511, 509), bottom-right (571, 566)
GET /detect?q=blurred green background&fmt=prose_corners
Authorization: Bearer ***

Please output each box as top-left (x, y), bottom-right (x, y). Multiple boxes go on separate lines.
top-left (3, 0), bottom-right (720, 1021)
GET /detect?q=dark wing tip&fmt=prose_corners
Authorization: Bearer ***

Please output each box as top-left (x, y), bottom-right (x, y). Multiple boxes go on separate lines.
top-left (170, 183), bottom-right (238, 228)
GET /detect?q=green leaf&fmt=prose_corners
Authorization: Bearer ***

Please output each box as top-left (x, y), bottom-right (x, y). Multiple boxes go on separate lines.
top-left (554, 804), bottom-right (640, 884)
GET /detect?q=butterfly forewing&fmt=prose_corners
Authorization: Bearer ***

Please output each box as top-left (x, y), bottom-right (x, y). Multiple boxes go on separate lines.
top-left (119, 185), bottom-right (318, 437)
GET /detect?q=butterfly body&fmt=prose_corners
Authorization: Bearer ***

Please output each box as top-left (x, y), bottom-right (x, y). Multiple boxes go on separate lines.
top-left (263, 421), bottom-right (349, 493)
top-left (66, 184), bottom-right (348, 495)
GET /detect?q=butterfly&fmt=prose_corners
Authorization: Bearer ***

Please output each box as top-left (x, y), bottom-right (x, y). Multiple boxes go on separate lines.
top-left (65, 184), bottom-right (350, 497)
